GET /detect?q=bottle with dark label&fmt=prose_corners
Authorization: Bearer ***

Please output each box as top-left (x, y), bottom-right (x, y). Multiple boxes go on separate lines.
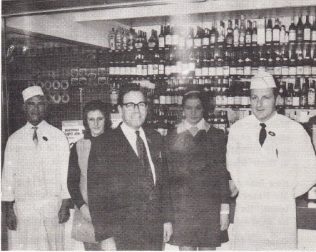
top-left (304, 15), bottom-right (312, 42)
top-left (265, 18), bottom-right (273, 46)
top-left (245, 20), bottom-right (252, 46)
top-left (285, 82), bottom-right (294, 108)
top-left (292, 78), bottom-right (301, 107)
top-left (273, 18), bottom-right (281, 45)
top-left (276, 81), bottom-right (286, 107)
top-left (289, 17), bottom-right (297, 43)
top-left (300, 78), bottom-right (308, 107)
top-left (226, 20), bottom-right (234, 47)
top-left (296, 16), bottom-right (304, 43)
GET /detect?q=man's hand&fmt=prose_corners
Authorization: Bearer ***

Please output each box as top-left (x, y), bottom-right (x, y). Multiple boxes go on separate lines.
top-left (220, 214), bottom-right (229, 231)
top-left (6, 207), bottom-right (17, 230)
top-left (163, 222), bottom-right (173, 243)
top-left (58, 199), bottom-right (71, 224)
top-left (101, 237), bottom-right (117, 251)
top-left (80, 204), bottom-right (92, 222)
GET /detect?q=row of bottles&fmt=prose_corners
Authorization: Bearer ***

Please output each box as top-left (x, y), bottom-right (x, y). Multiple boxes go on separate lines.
top-left (108, 43), bottom-right (316, 78)
top-left (108, 15), bottom-right (316, 52)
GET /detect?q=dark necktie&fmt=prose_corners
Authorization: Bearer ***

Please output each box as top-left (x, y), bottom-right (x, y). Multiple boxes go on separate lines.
top-left (32, 126), bottom-right (38, 145)
top-left (135, 130), bottom-right (152, 178)
top-left (259, 123), bottom-right (267, 147)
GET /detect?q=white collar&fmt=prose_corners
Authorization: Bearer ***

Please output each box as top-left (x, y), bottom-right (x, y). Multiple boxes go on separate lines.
top-left (120, 122), bottom-right (145, 137)
top-left (177, 118), bottom-right (210, 134)
top-left (26, 120), bottom-right (47, 130)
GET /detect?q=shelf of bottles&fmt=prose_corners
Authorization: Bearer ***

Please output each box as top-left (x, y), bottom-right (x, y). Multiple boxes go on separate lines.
top-left (106, 14), bottom-right (316, 134)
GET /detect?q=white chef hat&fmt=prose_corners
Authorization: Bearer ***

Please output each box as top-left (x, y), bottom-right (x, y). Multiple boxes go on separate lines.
top-left (250, 70), bottom-right (276, 89)
top-left (22, 86), bottom-right (44, 102)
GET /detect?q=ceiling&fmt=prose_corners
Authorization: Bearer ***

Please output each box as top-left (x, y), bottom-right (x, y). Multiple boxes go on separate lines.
top-left (2, 0), bottom-right (154, 16)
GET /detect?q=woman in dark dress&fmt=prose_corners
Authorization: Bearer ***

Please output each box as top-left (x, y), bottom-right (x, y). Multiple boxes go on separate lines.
top-left (165, 91), bottom-right (230, 250)
top-left (67, 100), bottom-right (111, 250)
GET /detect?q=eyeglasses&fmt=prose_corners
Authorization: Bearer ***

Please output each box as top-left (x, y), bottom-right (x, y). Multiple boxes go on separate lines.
top-left (122, 102), bottom-right (147, 110)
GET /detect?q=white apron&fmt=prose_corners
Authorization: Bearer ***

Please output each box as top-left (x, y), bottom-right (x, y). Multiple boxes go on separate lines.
top-left (7, 136), bottom-right (64, 250)
top-left (231, 131), bottom-right (297, 250)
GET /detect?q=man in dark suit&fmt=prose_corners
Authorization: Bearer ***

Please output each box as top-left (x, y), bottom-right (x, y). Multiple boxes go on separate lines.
top-left (88, 85), bottom-right (173, 250)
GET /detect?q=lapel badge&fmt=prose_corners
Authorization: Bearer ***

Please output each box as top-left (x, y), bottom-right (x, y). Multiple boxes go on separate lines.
top-left (268, 131), bottom-right (276, 136)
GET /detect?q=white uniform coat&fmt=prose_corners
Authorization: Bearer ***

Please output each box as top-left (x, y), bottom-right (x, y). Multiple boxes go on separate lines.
top-left (2, 120), bottom-right (70, 250)
top-left (227, 113), bottom-right (316, 250)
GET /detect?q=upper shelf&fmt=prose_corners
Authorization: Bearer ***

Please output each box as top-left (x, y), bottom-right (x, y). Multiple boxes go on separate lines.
top-left (74, 0), bottom-right (316, 24)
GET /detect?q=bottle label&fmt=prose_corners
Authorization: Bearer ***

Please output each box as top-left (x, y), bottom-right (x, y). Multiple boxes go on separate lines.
top-left (312, 66), bottom-right (316, 75)
top-left (266, 29), bottom-right (272, 42)
top-left (208, 67), bottom-right (216, 76)
top-left (289, 31), bottom-right (296, 42)
top-left (176, 63), bottom-right (182, 74)
top-left (114, 67), bottom-right (120, 75)
top-left (304, 28), bottom-right (311, 41)
top-left (234, 96), bottom-right (241, 106)
top-left (119, 67), bottom-right (126, 76)
top-left (258, 66), bottom-right (266, 72)
top-left (189, 62), bottom-right (196, 72)
top-left (171, 65), bottom-right (177, 74)
top-left (245, 34), bottom-right (252, 44)
top-left (194, 38), bottom-right (202, 48)
top-left (158, 64), bottom-right (164, 75)
top-left (210, 35), bottom-right (216, 45)
top-left (267, 67), bottom-right (274, 75)
top-left (216, 67), bottom-right (223, 76)
top-left (223, 66), bottom-right (230, 76)
top-left (136, 65), bottom-right (142, 75)
top-left (252, 66), bottom-right (258, 76)
top-left (285, 97), bottom-right (292, 106)
top-left (241, 96), bottom-right (249, 106)
top-left (125, 67), bottom-right (131, 76)
top-left (244, 66), bottom-right (252, 76)
top-left (273, 30), bottom-right (280, 42)
top-left (159, 37), bottom-right (165, 48)
top-left (216, 95), bottom-right (222, 105)
top-left (274, 66), bottom-right (282, 76)
top-left (166, 95), bottom-right (172, 105)
top-left (289, 66), bottom-right (297, 76)
top-left (165, 66), bottom-right (172, 76)
top-left (148, 64), bottom-right (154, 75)
top-left (222, 96), bottom-right (228, 106)
top-left (227, 97), bottom-right (235, 105)
top-left (131, 67), bottom-right (137, 76)
top-left (109, 67), bottom-right (115, 75)
top-left (281, 66), bottom-right (289, 76)
top-left (195, 68), bottom-right (202, 76)
top-left (252, 34), bottom-right (257, 44)
top-left (159, 95), bottom-right (166, 105)
top-left (153, 64), bottom-right (159, 75)
top-left (202, 37), bottom-right (210, 46)
top-left (165, 35), bottom-right (172, 46)
top-left (303, 65), bottom-right (312, 75)
top-left (312, 31), bottom-right (316, 42)
top-left (237, 67), bottom-right (244, 76)
top-left (292, 97), bottom-right (300, 107)
top-left (202, 67), bottom-right (209, 76)
top-left (230, 67), bottom-right (237, 75)
top-left (296, 66), bottom-right (304, 75)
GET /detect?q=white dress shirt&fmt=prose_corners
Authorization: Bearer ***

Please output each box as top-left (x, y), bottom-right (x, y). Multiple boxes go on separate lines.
top-left (120, 122), bottom-right (156, 184)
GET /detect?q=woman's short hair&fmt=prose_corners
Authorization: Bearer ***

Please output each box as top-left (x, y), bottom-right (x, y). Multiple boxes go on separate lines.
top-left (82, 100), bottom-right (111, 136)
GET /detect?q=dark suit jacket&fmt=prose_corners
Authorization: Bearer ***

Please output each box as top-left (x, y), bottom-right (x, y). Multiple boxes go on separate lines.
top-left (87, 126), bottom-right (173, 242)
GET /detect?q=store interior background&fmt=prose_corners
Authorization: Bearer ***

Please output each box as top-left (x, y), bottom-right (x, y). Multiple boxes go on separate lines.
top-left (2, 0), bottom-right (316, 250)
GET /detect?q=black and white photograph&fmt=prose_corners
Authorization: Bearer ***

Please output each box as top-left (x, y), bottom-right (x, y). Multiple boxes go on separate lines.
top-left (1, 0), bottom-right (316, 250)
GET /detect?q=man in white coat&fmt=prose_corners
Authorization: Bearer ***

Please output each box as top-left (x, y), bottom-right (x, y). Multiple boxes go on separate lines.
top-left (227, 70), bottom-right (316, 250)
top-left (2, 86), bottom-right (71, 250)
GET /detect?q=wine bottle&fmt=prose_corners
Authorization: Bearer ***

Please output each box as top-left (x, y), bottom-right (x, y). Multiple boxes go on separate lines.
top-left (304, 15), bottom-right (312, 42)
top-left (300, 78), bottom-right (308, 107)
top-left (292, 78), bottom-right (301, 107)
top-left (307, 80), bottom-right (316, 106)
top-left (289, 16), bottom-right (297, 43)
top-left (109, 28), bottom-right (116, 51)
top-left (273, 18), bottom-right (281, 45)
top-left (233, 19), bottom-right (240, 47)
top-left (265, 18), bottom-right (273, 46)
top-left (245, 20), bottom-right (252, 46)
top-left (252, 20), bottom-right (258, 46)
top-left (239, 15), bottom-right (246, 47)
top-left (158, 25), bottom-right (165, 49)
top-left (226, 20), bottom-right (234, 47)
top-left (296, 16), bottom-right (304, 43)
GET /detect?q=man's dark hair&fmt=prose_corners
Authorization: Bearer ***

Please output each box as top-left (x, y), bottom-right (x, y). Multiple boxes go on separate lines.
top-left (117, 84), bottom-right (147, 106)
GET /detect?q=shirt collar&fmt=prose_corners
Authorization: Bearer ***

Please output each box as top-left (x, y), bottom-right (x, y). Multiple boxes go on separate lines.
top-left (26, 120), bottom-right (47, 130)
top-left (254, 111), bottom-right (278, 127)
top-left (120, 122), bottom-right (144, 138)
top-left (177, 118), bottom-right (210, 134)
